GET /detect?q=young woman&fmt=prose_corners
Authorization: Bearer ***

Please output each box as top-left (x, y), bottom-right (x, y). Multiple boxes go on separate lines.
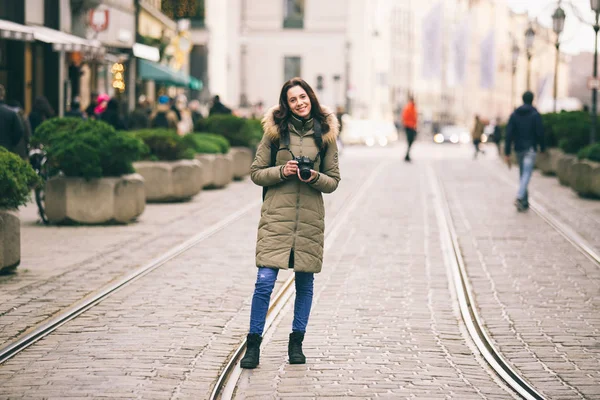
top-left (241, 77), bottom-right (341, 369)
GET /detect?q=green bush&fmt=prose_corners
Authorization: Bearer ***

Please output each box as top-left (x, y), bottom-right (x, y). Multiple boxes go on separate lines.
top-left (542, 111), bottom-right (590, 154)
top-left (186, 132), bottom-right (230, 153)
top-left (540, 113), bottom-right (560, 149)
top-left (181, 134), bottom-right (221, 154)
top-left (32, 117), bottom-right (82, 146)
top-left (196, 115), bottom-right (262, 148)
top-left (133, 129), bottom-right (195, 161)
top-left (35, 119), bottom-right (147, 179)
top-left (577, 143), bottom-right (600, 163)
top-left (0, 147), bottom-right (41, 209)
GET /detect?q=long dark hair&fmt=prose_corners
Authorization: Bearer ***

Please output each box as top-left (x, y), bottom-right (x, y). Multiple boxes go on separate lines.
top-left (273, 77), bottom-right (330, 145)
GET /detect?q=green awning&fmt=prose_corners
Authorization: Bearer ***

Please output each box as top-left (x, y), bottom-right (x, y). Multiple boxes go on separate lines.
top-left (138, 59), bottom-right (202, 90)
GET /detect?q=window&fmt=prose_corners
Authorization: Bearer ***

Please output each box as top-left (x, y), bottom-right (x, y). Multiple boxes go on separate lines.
top-left (284, 57), bottom-right (301, 82)
top-left (283, 0), bottom-right (304, 29)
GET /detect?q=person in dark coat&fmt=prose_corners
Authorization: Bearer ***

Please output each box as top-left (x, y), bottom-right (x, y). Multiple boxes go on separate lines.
top-left (504, 91), bottom-right (545, 212)
top-left (6, 100), bottom-right (31, 160)
top-left (65, 99), bottom-right (85, 119)
top-left (101, 98), bottom-right (127, 130)
top-left (127, 98), bottom-right (151, 130)
top-left (28, 96), bottom-right (55, 135)
top-left (209, 95), bottom-right (232, 116)
top-left (0, 85), bottom-right (24, 155)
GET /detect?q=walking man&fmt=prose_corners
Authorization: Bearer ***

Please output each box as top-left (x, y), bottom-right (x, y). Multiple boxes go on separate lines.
top-left (0, 85), bottom-right (25, 155)
top-left (401, 96), bottom-right (417, 162)
top-left (504, 91), bottom-right (545, 212)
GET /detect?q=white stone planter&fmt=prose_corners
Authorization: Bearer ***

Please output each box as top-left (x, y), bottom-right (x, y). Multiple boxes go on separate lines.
top-left (45, 174), bottom-right (145, 224)
top-left (0, 209), bottom-right (20, 273)
top-left (557, 154), bottom-right (577, 187)
top-left (196, 153), bottom-right (234, 189)
top-left (195, 154), bottom-right (216, 188)
top-left (133, 160), bottom-right (203, 202)
top-left (230, 147), bottom-right (253, 180)
top-left (569, 160), bottom-right (600, 198)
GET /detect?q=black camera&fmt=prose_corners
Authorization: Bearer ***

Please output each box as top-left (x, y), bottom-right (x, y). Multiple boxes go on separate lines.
top-left (294, 156), bottom-right (315, 180)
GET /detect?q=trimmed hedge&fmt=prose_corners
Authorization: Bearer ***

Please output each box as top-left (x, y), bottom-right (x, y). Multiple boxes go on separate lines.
top-left (195, 115), bottom-right (262, 148)
top-left (541, 111), bottom-right (590, 154)
top-left (187, 132), bottom-right (230, 153)
top-left (181, 134), bottom-right (221, 154)
top-left (133, 129), bottom-right (195, 161)
top-left (0, 147), bottom-right (41, 210)
top-left (35, 118), bottom-right (147, 179)
top-left (578, 143), bottom-right (600, 163)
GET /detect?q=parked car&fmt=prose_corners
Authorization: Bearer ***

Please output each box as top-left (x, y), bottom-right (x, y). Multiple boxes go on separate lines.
top-left (433, 125), bottom-right (471, 144)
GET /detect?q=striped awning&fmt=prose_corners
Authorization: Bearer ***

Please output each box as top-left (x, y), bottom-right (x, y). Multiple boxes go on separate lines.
top-left (0, 19), bottom-right (34, 41)
top-left (28, 25), bottom-right (104, 55)
top-left (0, 20), bottom-right (104, 55)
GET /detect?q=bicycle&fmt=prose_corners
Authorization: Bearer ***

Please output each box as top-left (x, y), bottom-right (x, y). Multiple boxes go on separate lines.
top-left (28, 146), bottom-right (49, 225)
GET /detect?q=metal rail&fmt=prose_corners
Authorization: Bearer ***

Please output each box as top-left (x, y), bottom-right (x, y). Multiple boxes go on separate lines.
top-left (427, 166), bottom-right (546, 400)
top-left (490, 166), bottom-right (600, 267)
top-left (210, 160), bottom-right (387, 400)
top-left (0, 201), bottom-right (261, 365)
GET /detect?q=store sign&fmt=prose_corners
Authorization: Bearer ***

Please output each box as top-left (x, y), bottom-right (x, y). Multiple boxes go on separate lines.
top-left (89, 7), bottom-right (109, 33)
top-left (133, 43), bottom-right (160, 62)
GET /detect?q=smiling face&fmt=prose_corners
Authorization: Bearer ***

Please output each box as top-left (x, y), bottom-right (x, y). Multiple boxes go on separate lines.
top-left (287, 85), bottom-right (312, 118)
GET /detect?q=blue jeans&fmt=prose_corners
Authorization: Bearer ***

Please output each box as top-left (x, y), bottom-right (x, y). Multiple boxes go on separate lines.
top-left (249, 267), bottom-right (314, 335)
top-left (516, 149), bottom-right (537, 203)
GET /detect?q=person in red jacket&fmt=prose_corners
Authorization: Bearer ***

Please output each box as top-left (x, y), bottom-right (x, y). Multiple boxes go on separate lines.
top-left (401, 96), bottom-right (418, 162)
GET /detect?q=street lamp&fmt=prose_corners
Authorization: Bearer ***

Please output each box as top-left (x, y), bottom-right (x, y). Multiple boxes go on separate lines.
top-left (511, 41), bottom-right (520, 109)
top-left (590, 0), bottom-right (600, 143)
top-left (552, 4), bottom-right (566, 112)
top-left (525, 25), bottom-right (535, 91)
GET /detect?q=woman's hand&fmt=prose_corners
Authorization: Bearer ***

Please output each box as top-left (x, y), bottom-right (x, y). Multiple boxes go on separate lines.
top-left (283, 160), bottom-right (298, 177)
top-left (298, 169), bottom-right (318, 183)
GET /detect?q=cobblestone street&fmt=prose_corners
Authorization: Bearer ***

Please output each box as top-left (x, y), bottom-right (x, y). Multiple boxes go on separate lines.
top-left (1, 142), bottom-right (599, 399)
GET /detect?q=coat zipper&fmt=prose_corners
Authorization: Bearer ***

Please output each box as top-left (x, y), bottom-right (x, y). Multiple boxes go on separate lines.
top-left (291, 134), bottom-right (304, 251)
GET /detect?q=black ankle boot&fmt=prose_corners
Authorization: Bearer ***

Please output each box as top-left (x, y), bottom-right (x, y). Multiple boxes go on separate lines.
top-left (240, 333), bottom-right (262, 369)
top-left (288, 331), bottom-right (306, 364)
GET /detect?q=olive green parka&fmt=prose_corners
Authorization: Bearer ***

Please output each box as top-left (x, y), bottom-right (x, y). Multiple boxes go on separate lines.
top-left (250, 105), bottom-right (341, 273)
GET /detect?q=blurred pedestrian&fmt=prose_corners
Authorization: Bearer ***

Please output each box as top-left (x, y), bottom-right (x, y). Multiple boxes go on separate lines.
top-left (150, 95), bottom-right (178, 129)
top-left (401, 96), bottom-right (417, 162)
top-left (0, 85), bottom-right (25, 156)
top-left (175, 94), bottom-right (193, 135)
top-left (6, 100), bottom-right (31, 160)
top-left (188, 99), bottom-right (204, 129)
top-left (492, 117), bottom-right (502, 156)
top-left (65, 98), bottom-right (85, 119)
top-left (505, 91), bottom-right (545, 212)
top-left (94, 93), bottom-right (110, 118)
top-left (240, 77), bottom-right (341, 369)
top-left (471, 115), bottom-right (485, 159)
top-left (85, 92), bottom-right (98, 120)
top-left (101, 98), bottom-right (127, 130)
top-left (128, 97), bottom-right (151, 130)
top-left (28, 95), bottom-right (55, 135)
top-left (209, 95), bottom-right (232, 116)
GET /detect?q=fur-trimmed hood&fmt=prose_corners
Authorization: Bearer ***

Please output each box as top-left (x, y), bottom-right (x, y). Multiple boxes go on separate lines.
top-left (261, 105), bottom-right (339, 145)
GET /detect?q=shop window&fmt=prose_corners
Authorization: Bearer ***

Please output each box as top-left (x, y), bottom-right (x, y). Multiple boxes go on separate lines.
top-left (284, 56), bottom-right (301, 82)
top-left (283, 0), bottom-right (304, 29)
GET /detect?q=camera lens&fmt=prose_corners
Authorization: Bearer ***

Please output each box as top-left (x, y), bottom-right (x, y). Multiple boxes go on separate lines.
top-left (299, 167), bottom-right (312, 180)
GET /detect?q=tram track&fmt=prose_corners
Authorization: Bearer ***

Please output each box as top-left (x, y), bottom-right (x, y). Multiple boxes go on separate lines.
top-left (427, 166), bottom-right (546, 400)
top-left (488, 164), bottom-right (600, 268)
top-left (0, 201), bottom-right (261, 365)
